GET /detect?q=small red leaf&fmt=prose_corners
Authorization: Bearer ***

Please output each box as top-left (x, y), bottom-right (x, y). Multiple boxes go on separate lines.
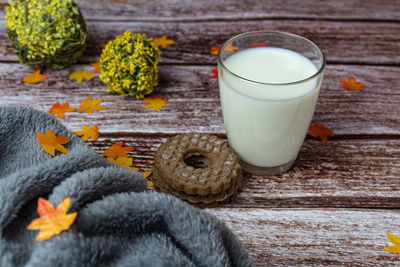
top-left (209, 68), bottom-right (218, 79)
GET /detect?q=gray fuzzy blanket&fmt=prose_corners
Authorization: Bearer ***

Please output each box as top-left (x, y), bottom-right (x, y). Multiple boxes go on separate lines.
top-left (0, 107), bottom-right (254, 267)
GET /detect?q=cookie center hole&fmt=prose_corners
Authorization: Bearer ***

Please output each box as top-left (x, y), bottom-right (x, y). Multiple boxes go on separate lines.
top-left (183, 152), bottom-right (211, 169)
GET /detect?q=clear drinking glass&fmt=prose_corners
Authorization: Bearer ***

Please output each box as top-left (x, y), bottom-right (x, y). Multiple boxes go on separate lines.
top-left (218, 31), bottom-right (326, 175)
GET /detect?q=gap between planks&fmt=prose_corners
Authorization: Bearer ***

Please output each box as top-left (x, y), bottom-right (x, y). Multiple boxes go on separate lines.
top-left (1, 0), bottom-right (399, 22)
top-left (1, 20), bottom-right (400, 65)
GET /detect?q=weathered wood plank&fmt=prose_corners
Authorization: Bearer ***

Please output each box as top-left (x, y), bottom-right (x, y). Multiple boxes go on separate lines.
top-left (0, 63), bottom-right (399, 135)
top-left (68, 134), bottom-right (400, 208)
top-left (1, 0), bottom-right (399, 21)
top-left (208, 208), bottom-right (400, 266)
top-left (0, 20), bottom-right (399, 65)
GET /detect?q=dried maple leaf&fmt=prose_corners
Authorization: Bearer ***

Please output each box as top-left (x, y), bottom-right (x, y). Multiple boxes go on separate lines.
top-left (102, 142), bottom-right (134, 159)
top-left (340, 76), bottom-right (364, 91)
top-left (210, 44), bottom-right (221, 55)
top-left (385, 233), bottom-right (400, 260)
top-left (224, 43), bottom-right (239, 53)
top-left (74, 125), bottom-right (99, 141)
top-left (153, 35), bottom-right (176, 48)
top-left (89, 61), bottom-right (101, 74)
top-left (107, 156), bottom-right (139, 170)
top-left (49, 102), bottom-right (76, 119)
top-left (307, 123), bottom-right (334, 142)
top-left (22, 68), bottom-right (48, 84)
top-left (250, 42), bottom-right (267, 47)
top-left (209, 68), bottom-right (218, 79)
top-left (141, 96), bottom-right (168, 111)
top-left (27, 197), bottom-right (77, 241)
top-left (36, 129), bottom-right (70, 156)
top-left (69, 69), bottom-right (94, 84)
top-left (78, 97), bottom-right (105, 114)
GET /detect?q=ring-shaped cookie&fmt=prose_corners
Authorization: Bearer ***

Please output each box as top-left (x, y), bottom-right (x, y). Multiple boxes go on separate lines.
top-left (152, 133), bottom-right (242, 206)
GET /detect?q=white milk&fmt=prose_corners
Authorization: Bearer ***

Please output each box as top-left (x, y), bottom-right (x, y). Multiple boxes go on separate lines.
top-left (219, 47), bottom-right (322, 167)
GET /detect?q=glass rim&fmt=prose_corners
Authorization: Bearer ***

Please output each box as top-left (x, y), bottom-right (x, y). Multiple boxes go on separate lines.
top-left (217, 30), bottom-right (326, 86)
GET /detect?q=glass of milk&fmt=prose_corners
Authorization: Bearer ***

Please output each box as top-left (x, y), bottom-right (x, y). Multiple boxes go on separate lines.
top-left (218, 31), bottom-right (326, 175)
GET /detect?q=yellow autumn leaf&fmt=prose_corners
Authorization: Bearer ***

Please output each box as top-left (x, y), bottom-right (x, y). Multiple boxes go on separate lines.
top-left (224, 43), bottom-right (239, 53)
top-left (74, 125), bottom-right (99, 141)
top-left (141, 96), bottom-right (168, 111)
top-left (385, 233), bottom-right (400, 260)
top-left (22, 68), bottom-right (48, 84)
top-left (78, 97), bottom-right (105, 114)
top-left (36, 129), bottom-right (70, 156)
top-left (27, 197), bottom-right (77, 241)
top-left (153, 35), bottom-right (176, 48)
top-left (69, 69), bottom-right (94, 84)
top-left (107, 157), bottom-right (139, 170)
top-left (143, 170), bottom-right (152, 179)
top-left (143, 170), bottom-right (153, 187)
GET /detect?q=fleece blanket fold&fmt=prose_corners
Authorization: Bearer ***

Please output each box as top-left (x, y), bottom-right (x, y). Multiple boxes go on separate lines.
top-left (0, 107), bottom-right (254, 267)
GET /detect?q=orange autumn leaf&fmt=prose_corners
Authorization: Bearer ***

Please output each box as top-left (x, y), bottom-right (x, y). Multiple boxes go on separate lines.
top-left (49, 102), bottom-right (76, 119)
top-left (69, 69), bottom-right (94, 84)
top-left (153, 35), bottom-right (176, 48)
top-left (107, 156), bottom-right (139, 170)
top-left (307, 123), bottom-right (334, 142)
top-left (385, 233), bottom-right (400, 260)
top-left (22, 68), bottom-right (48, 84)
top-left (210, 44), bottom-right (221, 55)
top-left (27, 197), bottom-right (77, 241)
top-left (141, 96), bottom-right (168, 111)
top-left (78, 97), bottom-right (105, 114)
top-left (74, 125), bottom-right (99, 141)
top-left (340, 76), bottom-right (364, 91)
top-left (102, 142), bottom-right (134, 159)
top-left (36, 129), bottom-right (70, 156)
top-left (89, 60), bottom-right (101, 74)
top-left (209, 68), bottom-right (218, 79)
top-left (224, 43), bottom-right (239, 53)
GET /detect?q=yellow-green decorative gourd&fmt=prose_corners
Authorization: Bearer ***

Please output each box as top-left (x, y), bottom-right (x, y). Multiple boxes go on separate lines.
top-left (100, 31), bottom-right (160, 99)
top-left (5, 0), bottom-right (88, 69)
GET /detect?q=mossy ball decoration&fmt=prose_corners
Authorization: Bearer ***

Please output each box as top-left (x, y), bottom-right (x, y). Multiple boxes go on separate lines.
top-left (5, 0), bottom-right (88, 69)
top-left (100, 31), bottom-right (161, 99)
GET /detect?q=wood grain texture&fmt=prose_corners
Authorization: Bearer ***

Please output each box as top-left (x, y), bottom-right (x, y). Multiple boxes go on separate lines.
top-left (67, 134), bottom-right (400, 208)
top-left (208, 208), bottom-right (400, 266)
top-left (1, 0), bottom-right (399, 21)
top-left (0, 1), bottom-right (399, 265)
top-left (0, 63), bottom-right (399, 135)
top-left (0, 20), bottom-right (399, 65)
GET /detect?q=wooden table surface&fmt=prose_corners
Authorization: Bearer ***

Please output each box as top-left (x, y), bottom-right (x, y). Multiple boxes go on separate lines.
top-left (1, 0), bottom-right (400, 265)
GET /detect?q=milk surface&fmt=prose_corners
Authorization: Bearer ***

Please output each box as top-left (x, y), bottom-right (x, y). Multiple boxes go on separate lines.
top-left (219, 47), bottom-right (322, 167)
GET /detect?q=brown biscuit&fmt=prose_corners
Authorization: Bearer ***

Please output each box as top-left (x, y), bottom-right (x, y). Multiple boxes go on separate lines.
top-left (152, 132), bottom-right (243, 207)
top-left (152, 165), bottom-right (242, 207)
